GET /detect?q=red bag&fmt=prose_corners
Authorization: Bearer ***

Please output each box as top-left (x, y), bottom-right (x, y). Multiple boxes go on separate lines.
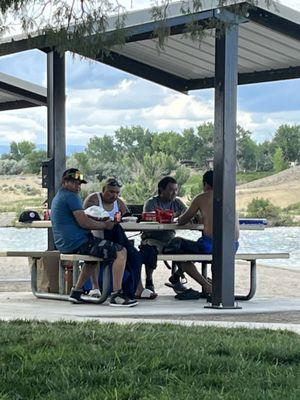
top-left (142, 211), bottom-right (156, 221)
top-left (155, 208), bottom-right (174, 223)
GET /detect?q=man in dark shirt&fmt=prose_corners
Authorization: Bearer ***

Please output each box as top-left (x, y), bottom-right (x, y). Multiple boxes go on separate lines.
top-left (141, 176), bottom-right (186, 293)
top-left (51, 168), bottom-right (137, 307)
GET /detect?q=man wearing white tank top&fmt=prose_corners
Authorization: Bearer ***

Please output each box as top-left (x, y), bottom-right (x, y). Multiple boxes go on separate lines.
top-left (83, 178), bottom-right (129, 297)
top-left (83, 178), bottom-right (129, 226)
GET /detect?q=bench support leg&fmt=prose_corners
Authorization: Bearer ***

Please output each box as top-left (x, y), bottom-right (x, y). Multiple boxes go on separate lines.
top-left (235, 260), bottom-right (257, 301)
top-left (30, 257), bottom-right (69, 301)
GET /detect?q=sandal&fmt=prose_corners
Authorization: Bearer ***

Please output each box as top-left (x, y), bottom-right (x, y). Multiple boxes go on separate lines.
top-left (135, 288), bottom-right (158, 300)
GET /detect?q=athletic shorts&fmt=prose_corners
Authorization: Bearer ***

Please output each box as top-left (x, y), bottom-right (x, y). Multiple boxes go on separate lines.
top-left (73, 234), bottom-right (123, 261)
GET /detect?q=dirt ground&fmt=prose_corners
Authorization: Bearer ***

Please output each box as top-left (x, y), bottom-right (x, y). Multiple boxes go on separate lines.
top-left (236, 165), bottom-right (300, 210)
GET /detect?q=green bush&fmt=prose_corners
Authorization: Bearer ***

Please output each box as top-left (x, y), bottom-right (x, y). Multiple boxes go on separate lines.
top-left (247, 198), bottom-right (280, 219)
top-left (246, 198), bottom-right (294, 226)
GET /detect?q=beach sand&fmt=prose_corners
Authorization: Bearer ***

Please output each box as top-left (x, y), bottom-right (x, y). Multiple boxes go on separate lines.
top-left (0, 258), bottom-right (299, 298)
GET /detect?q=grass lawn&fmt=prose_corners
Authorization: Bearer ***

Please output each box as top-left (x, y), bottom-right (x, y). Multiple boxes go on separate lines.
top-left (0, 321), bottom-right (299, 400)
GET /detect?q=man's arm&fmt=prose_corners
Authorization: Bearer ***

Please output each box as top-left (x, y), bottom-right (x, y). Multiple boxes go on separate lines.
top-left (143, 198), bottom-right (155, 212)
top-left (117, 198), bottom-right (130, 215)
top-left (177, 196), bottom-right (201, 225)
top-left (83, 193), bottom-right (98, 209)
top-left (73, 210), bottom-right (114, 230)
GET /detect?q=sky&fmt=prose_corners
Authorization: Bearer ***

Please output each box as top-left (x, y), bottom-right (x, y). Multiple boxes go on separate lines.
top-left (0, 0), bottom-right (300, 147)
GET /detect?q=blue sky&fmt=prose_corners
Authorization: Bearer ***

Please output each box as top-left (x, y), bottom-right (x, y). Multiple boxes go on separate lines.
top-left (0, 0), bottom-right (300, 146)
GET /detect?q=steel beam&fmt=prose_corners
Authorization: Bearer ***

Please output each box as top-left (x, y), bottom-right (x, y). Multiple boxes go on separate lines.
top-left (211, 23), bottom-right (239, 308)
top-left (98, 51), bottom-right (188, 93)
top-left (47, 50), bottom-right (66, 249)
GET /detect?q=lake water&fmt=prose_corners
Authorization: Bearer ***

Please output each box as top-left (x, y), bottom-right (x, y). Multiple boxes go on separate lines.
top-left (0, 226), bottom-right (299, 270)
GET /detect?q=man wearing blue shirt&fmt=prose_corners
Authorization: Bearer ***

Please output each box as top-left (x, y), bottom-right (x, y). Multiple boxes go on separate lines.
top-left (51, 168), bottom-right (137, 307)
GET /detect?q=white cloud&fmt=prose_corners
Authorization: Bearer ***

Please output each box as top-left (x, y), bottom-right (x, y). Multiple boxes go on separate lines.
top-left (1, 1), bottom-right (300, 146)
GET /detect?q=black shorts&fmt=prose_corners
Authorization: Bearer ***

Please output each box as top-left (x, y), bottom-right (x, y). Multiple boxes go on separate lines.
top-left (75, 235), bottom-right (123, 261)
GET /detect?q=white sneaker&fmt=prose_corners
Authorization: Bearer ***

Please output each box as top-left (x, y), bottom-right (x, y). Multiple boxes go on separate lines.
top-left (88, 288), bottom-right (101, 298)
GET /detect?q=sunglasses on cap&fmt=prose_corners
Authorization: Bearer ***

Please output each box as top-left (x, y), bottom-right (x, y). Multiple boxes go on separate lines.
top-left (105, 179), bottom-right (122, 187)
top-left (64, 170), bottom-right (87, 183)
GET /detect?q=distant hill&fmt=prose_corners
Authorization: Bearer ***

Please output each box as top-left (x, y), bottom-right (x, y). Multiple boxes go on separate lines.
top-left (236, 166), bottom-right (300, 211)
top-left (0, 144), bottom-right (85, 156)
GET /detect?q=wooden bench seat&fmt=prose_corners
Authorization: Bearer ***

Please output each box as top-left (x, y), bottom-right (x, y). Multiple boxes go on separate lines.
top-left (0, 251), bottom-right (290, 303)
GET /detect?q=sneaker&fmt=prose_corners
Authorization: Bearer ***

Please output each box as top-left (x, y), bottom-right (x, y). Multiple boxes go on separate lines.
top-left (165, 274), bottom-right (188, 294)
top-left (69, 288), bottom-right (84, 304)
top-left (88, 288), bottom-right (101, 298)
top-left (109, 290), bottom-right (138, 307)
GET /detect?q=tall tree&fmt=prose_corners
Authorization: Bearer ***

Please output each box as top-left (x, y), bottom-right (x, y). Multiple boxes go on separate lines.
top-left (115, 126), bottom-right (153, 162)
top-left (272, 147), bottom-right (288, 173)
top-left (236, 125), bottom-right (258, 172)
top-left (9, 141), bottom-right (36, 161)
top-left (86, 135), bottom-right (118, 163)
top-left (272, 124), bottom-right (300, 163)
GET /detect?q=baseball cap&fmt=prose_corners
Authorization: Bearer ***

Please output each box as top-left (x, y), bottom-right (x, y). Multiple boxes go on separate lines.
top-left (104, 178), bottom-right (122, 187)
top-left (19, 210), bottom-right (41, 223)
top-left (62, 168), bottom-right (87, 184)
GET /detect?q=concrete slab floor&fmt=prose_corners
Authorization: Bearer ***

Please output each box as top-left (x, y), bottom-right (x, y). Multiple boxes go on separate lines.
top-left (0, 292), bottom-right (299, 334)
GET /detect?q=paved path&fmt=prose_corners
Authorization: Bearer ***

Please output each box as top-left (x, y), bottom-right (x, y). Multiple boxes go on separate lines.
top-left (1, 292), bottom-right (299, 334)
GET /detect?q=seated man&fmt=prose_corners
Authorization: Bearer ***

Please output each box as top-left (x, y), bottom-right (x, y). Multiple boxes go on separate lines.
top-left (51, 168), bottom-right (137, 307)
top-left (83, 177), bottom-right (142, 300)
top-left (167, 170), bottom-right (239, 294)
top-left (84, 177), bottom-right (129, 221)
top-left (141, 176), bottom-right (186, 293)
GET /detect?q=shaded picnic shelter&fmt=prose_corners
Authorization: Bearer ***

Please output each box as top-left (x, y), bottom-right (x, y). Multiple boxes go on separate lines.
top-left (0, 0), bottom-right (299, 309)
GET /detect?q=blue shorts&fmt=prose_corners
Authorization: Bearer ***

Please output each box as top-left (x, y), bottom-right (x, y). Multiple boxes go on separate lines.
top-left (197, 235), bottom-right (239, 254)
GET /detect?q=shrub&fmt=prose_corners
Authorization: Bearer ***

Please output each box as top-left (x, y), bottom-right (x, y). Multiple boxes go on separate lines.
top-left (246, 197), bottom-right (293, 226)
top-left (247, 198), bottom-right (280, 219)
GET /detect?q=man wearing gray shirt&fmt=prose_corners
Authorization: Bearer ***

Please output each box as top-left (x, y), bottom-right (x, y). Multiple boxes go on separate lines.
top-left (141, 176), bottom-right (186, 293)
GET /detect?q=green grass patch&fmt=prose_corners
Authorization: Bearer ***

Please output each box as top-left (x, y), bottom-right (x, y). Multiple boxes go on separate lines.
top-left (284, 202), bottom-right (300, 214)
top-left (0, 197), bottom-right (44, 213)
top-left (0, 321), bottom-right (299, 399)
top-left (236, 171), bottom-right (275, 185)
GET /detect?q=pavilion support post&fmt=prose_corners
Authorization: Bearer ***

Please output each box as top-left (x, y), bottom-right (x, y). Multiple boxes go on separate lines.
top-left (210, 23), bottom-right (240, 308)
top-left (47, 50), bottom-right (66, 250)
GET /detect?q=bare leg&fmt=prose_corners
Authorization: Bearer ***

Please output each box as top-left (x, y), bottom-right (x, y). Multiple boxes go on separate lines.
top-left (75, 262), bottom-right (99, 290)
top-left (178, 261), bottom-right (212, 293)
top-left (112, 248), bottom-right (127, 291)
top-left (90, 262), bottom-right (100, 289)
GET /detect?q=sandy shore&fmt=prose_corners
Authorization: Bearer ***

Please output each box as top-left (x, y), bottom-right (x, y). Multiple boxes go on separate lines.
top-left (0, 258), bottom-right (299, 298)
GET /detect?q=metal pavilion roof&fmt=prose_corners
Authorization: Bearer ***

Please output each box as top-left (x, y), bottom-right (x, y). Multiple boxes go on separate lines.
top-left (100, 0), bottom-right (300, 92)
top-left (0, 0), bottom-right (300, 93)
top-left (0, 72), bottom-right (47, 111)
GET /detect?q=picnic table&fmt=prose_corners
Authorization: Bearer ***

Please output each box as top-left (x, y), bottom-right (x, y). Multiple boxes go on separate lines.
top-left (15, 219), bottom-right (267, 230)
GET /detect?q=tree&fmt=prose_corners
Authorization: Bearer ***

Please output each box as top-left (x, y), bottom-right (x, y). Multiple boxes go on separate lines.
top-left (272, 124), bottom-right (300, 163)
top-left (194, 123), bottom-right (214, 167)
top-left (115, 126), bottom-right (153, 162)
top-left (272, 147), bottom-right (288, 173)
top-left (121, 152), bottom-right (179, 203)
top-left (86, 135), bottom-right (118, 164)
top-left (151, 131), bottom-right (183, 159)
top-left (236, 126), bottom-right (258, 172)
top-left (9, 141), bottom-right (36, 161)
top-left (256, 141), bottom-right (273, 172)
top-left (24, 150), bottom-right (47, 174)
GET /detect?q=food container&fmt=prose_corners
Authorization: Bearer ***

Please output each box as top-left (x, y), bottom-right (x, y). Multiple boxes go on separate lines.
top-left (142, 212), bottom-right (157, 221)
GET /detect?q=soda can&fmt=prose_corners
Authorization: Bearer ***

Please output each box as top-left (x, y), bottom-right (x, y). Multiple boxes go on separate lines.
top-left (114, 212), bottom-right (121, 223)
